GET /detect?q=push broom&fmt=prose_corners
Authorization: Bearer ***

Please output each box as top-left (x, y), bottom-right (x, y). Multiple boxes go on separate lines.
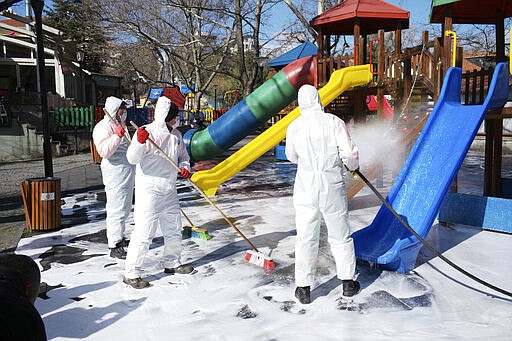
top-left (130, 121), bottom-right (275, 270)
top-left (180, 208), bottom-right (211, 240)
top-left (102, 109), bottom-right (213, 240)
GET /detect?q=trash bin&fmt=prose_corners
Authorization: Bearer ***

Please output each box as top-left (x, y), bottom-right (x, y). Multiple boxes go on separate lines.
top-left (20, 177), bottom-right (61, 231)
top-left (90, 139), bottom-right (102, 164)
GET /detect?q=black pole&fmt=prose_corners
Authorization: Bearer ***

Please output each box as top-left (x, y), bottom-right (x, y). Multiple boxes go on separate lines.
top-left (133, 80), bottom-right (137, 107)
top-left (31, 0), bottom-right (53, 177)
top-left (214, 87), bottom-right (217, 111)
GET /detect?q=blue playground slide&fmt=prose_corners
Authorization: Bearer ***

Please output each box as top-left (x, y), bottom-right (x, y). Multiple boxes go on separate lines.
top-left (352, 62), bottom-right (510, 273)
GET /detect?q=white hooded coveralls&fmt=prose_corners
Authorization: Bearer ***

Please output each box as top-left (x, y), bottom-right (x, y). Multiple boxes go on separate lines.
top-left (285, 85), bottom-right (359, 287)
top-left (124, 96), bottom-right (191, 279)
top-left (92, 96), bottom-right (134, 248)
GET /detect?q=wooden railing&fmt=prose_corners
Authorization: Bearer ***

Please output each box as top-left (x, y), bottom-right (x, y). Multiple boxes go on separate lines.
top-left (317, 31), bottom-right (442, 106)
top-left (385, 34), bottom-right (440, 103)
top-left (317, 53), bottom-right (356, 87)
top-left (461, 68), bottom-right (494, 105)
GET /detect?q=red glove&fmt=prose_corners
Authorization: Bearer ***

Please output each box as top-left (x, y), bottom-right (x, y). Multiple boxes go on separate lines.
top-left (137, 127), bottom-right (149, 144)
top-left (180, 167), bottom-right (190, 178)
top-left (114, 124), bottom-right (125, 138)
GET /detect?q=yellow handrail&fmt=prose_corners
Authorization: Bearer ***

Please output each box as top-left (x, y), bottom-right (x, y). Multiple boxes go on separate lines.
top-left (445, 30), bottom-right (457, 67)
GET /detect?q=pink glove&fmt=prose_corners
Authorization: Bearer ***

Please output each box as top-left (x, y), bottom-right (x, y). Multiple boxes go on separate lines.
top-left (137, 127), bottom-right (149, 144)
top-left (180, 168), bottom-right (190, 179)
top-left (114, 124), bottom-right (125, 138)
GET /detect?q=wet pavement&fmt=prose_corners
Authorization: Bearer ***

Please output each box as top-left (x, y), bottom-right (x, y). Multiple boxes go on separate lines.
top-left (0, 153), bottom-right (103, 251)
top-left (1, 136), bottom-right (511, 254)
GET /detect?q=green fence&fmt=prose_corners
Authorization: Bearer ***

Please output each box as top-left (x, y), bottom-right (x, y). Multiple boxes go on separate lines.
top-left (50, 106), bottom-right (95, 132)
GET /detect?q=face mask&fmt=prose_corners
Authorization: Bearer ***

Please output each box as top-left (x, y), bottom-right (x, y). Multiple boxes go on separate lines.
top-left (119, 109), bottom-right (127, 123)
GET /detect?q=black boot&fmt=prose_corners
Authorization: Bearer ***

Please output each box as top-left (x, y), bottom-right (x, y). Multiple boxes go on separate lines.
top-left (164, 264), bottom-right (194, 274)
top-left (118, 238), bottom-right (130, 248)
top-left (295, 286), bottom-right (311, 304)
top-left (123, 276), bottom-right (149, 289)
top-left (342, 280), bottom-right (360, 297)
top-left (109, 241), bottom-right (127, 259)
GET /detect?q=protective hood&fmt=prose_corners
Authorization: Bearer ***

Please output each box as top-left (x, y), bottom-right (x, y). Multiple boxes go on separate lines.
top-left (298, 84), bottom-right (323, 115)
top-left (154, 96), bottom-right (172, 123)
top-left (104, 96), bottom-right (124, 117)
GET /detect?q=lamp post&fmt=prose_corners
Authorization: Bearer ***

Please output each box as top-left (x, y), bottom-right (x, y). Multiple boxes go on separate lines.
top-left (132, 75), bottom-right (138, 108)
top-left (30, 0), bottom-right (52, 177)
top-left (76, 50), bottom-right (85, 104)
top-left (213, 84), bottom-right (218, 111)
top-left (256, 56), bottom-right (267, 85)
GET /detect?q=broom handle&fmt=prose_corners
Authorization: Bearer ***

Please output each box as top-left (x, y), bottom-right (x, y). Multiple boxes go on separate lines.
top-left (19, 180), bottom-right (32, 228)
top-left (180, 208), bottom-right (195, 227)
top-left (130, 121), bottom-right (259, 252)
top-left (103, 108), bottom-right (132, 143)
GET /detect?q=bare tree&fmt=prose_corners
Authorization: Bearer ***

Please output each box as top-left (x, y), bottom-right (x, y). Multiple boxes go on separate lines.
top-left (283, 0), bottom-right (351, 56)
top-left (87, 0), bottom-right (282, 109)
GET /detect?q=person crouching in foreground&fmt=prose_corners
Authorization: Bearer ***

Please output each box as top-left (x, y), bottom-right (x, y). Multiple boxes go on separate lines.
top-left (123, 96), bottom-right (193, 289)
top-left (92, 97), bottom-right (134, 259)
top-left (285, 84), bottom-right (361, 304)
top-left (0, 254), bottom-right (47, 340)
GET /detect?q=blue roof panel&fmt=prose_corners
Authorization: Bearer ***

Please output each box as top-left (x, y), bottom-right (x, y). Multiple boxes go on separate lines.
top-left (268, 41), bottom-right (317, 68)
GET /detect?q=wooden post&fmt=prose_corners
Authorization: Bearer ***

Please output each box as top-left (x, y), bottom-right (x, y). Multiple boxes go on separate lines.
top-left (377, 29), bottom-right (385, 119)
top-left (403, 48), bottom-right (412, 109)
top-left (354, 37), bottom-right (365, 122)
top-left (421, 31), bottom-right (429, 103)
top-left (442, 15), bottom-right (453, 78)
top-left (456, 46), bottom-right (463, 67)
top-left (318, 27), bottom-right (324, 86)
top-left (484, 11), bottom-right (506, 197)
top-left (484, 117), bottom-right (503, 197)
top-left (361, 28), bottom-right (367, 65)
top-left (422, 31), bottom-right (429, 71)
top-left (433, 38), bottom-right (443, 101)
top-left (496, 12), bottom-right (505, 62)
top-left (394, 29), bottom-right (401, 58)
top-left (353, 20), bottom-right (360, 66)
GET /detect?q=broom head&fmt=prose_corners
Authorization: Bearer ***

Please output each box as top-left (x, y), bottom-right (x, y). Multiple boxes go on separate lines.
top-left (182, 226), bottom-right (211, 240)
top-left (245, 250), bottom-right (275, 270)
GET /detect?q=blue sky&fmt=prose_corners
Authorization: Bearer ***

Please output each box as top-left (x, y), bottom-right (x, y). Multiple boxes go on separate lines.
top-left (387, 0), bottom-right (432, 25)
top-left (8, 1), bottom-right (432, 26)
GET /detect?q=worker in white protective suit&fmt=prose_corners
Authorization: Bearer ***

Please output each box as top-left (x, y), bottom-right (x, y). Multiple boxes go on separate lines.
top-left (166, 102), bottom-right (185, 146)
top-left (285, 84), bottom-right (360, 304)
top-left (123, 96), bottom-right (192, 289)
top-left (92, 96), bottom-right (134, 259)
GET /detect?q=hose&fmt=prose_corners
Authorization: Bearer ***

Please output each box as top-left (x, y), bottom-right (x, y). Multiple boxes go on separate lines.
top-left (353, 168), bottom-right (512, 298)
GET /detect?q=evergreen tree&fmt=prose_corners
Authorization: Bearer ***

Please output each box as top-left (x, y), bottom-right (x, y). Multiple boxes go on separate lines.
top-left (45, 0), bottom-right (107, 73)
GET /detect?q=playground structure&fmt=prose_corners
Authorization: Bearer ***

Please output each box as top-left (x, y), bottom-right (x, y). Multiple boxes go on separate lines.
top-left (191, 62), bottom-right (373, 196)
top-left (182, 0), bottom-right (512, 274)
top-left (38, 0), bottom-right (509, 274)
top-left (353, 62), bottom-right (509, 273)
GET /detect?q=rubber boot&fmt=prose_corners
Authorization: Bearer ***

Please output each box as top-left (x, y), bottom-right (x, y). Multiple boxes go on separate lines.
top-left (342, 280), bottom-right (360, 297)
top-left (295, 286), bottom-right (311, 304)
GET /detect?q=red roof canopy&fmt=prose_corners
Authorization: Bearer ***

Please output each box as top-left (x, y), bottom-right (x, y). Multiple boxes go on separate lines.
top-left (310, 0), bottom-right (409, 35)
top-left (430, 0), bottom-right (512, 24)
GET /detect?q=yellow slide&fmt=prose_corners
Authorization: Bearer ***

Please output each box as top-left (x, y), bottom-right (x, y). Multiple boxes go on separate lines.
top-left (191, 64), bottom-right (373, 196)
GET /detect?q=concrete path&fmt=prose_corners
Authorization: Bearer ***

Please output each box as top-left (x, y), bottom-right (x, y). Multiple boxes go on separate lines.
top-left (0, 152), bottom-right (103, 251)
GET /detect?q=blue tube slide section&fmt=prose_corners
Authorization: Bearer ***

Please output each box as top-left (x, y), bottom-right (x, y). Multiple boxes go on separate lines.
top-left (352, 62), bottom-right (510, 273)
top-left (183, 56), bottom-right (316, 161)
